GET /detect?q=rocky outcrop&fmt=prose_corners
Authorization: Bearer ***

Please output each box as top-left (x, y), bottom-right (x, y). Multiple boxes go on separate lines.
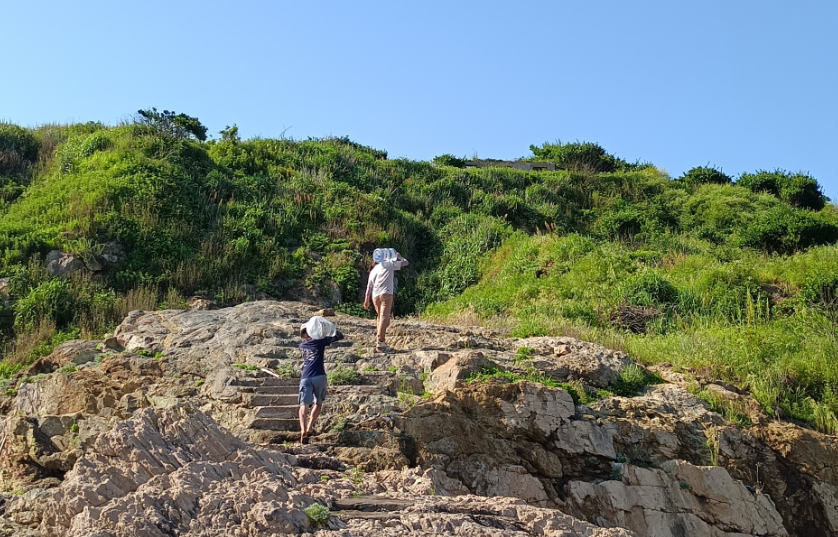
top-left (1, 300), bottom-right (837, 536)
top-left (2, 406), bottom-right (637, 537)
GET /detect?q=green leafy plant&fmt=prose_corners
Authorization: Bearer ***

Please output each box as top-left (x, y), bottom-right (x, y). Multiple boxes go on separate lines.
top-left (275, 362), bottom-right (299, 379)
top-left (677, 166), bottom-right (732, 186)
top-left (514, 346), bottom-right (536, 362)
top-left (233, 363), bottom-right (260, 371)
top-left (304, 503), bottom-right (330, 527)
top-left (610, 363), bottom-right (662, 397)
top-left (328, 366), bottom-right (360, 386)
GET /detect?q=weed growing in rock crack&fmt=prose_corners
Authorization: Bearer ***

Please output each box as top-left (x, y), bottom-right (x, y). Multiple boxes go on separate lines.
top-left (135, 350), bottom-right (152, 357)
top-left (95, 353), bottom-right (107, 364)
top-left (153, 352), bottom-right (164, 359)
top-left (4, 388), bottom-right (17, 396)
top-left (352, 490), bottom-right (363, 498)
top-left (388, 366), bottom-right (399, 373)
top-left (705, 427), bottom-right (721, 466)
top-left (397, 378), bottom-right (417, 409)
top-left (419, 371), bottom-right (429, 381)
top-left (362, 366), bottom-right (380, 372)
top-left (350, 466), bottom-right (365, 485)
top-left (610, 363), bottom-right (663, 397)
top-left (320, 475), bottom-right (330, 482)
top-left (331, 417), bottom-right (347, 432)
top-left (55, 365), bottom-right (78, 374)
top-left (304, 503), bottom-right (330, 527)
top-left (328, 367), bottom-right (360, 386)
top-left (233, 363), bottom-right (259, 371)
top-left (421, 391), bottom-right (433, 399)
top-left (688, 382), bottom-right (752, 427)
top-left (514, 346), bottom-right (536, 362)
top-left (274, 362), bottom-right (299, 379)
top-left (69, 422), bottom-right (79, 434)
top-left (195, 380), bottom-right (205, 387)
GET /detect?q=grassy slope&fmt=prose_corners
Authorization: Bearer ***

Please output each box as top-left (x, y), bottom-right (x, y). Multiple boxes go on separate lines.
top-left (427, 232), bottom-right (838, 432)
top-left (1, 119), bottom-right (838, 433)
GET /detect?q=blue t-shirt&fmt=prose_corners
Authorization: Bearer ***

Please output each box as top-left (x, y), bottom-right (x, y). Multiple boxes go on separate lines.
top-left (299, 333), bottom-right (343, 379)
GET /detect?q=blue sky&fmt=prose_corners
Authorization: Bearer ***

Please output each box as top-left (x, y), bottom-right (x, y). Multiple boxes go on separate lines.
top-left (4, 1), bottom-right (837, 197)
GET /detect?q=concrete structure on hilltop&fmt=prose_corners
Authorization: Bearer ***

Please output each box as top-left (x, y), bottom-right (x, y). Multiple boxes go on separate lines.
top-left (465, 159), bottom-right (556, 171)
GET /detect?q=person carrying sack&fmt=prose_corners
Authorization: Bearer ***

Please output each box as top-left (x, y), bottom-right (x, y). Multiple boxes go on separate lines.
top-left (363, 249), bottom-right (408, 353)
top-left (298, 316), bottom-right (343, 444)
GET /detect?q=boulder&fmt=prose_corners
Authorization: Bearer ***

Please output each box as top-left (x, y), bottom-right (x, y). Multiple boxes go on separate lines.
top-left (423, 350), bottom-right (497, 393)
top-left (45, 250), bottom-right (87, 277)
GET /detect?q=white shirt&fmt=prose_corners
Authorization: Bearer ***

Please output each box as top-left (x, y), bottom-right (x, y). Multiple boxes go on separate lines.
top-left (366, 259), bottom-right (409, 298)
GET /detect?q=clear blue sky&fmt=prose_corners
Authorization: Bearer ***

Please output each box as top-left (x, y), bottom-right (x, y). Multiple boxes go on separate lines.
top-left (4, 1), bottom-right (838, 197)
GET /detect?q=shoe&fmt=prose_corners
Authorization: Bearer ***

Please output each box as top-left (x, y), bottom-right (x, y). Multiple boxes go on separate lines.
top-left (376, 342), bottom-right (394, 353)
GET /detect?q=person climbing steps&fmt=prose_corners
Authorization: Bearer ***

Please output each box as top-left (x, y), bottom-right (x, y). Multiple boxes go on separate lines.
top-left (364, 249), bottom-right (408, 353)
top-left (298, 316), bottom-right (343, 444)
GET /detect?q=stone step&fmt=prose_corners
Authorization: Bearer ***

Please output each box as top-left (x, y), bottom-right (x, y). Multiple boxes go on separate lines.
top-left (249, 394), bottom-right (299, 407)
top-left (249, 418), bottom-right (300, 431)
top-left (237, 378), bottom-right (300, 387)
top-left (255, 405), bottom-right (299, 419)
top-left (240, 385), bottom-right (300, 395)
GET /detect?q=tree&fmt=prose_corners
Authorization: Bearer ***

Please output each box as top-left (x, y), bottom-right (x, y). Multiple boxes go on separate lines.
top-left (135, 108), bottom-right (208, 141)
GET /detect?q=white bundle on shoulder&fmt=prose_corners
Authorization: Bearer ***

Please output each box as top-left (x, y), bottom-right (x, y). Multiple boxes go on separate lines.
top-left (301, 316), bottom-right (337, 340)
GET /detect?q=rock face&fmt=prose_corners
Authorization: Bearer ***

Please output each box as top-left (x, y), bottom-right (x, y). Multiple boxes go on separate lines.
top-left (0, 300), bottom-right (836, 536)
top-left (3, 406), bottom-right (637, 537)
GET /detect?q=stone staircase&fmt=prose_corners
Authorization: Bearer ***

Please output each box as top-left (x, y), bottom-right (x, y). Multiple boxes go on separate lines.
top-left (237, 377), bottom-right (300, 431)
top-left (237, 371), bottom-right (398, 435)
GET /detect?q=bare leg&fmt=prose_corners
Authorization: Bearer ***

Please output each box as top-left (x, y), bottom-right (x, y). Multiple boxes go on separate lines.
top-left (299, 405), bottom-right (308, 443)
top-left (306, 404), bottom-right (322, 435)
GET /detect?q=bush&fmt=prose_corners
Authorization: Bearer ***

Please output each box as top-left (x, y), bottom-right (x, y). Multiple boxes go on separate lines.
top-left (328, 366), bottom-right (360, 386)
top-left (14, 279), bottom-right (74, 330)
top-left (0, 124), bottom-right (39, 177)
top-left (679, 184), bottom-right (776, 240)
top-left (623, 273), bottom-right (678, 307)
top-left (738, 170), bottom-right (826, 211)
top-left (677, 166), bottom-right (732, 186)
top-left (530, 141), bottom-right (620, 174)
top-left (738, 205), bottom-right (838, 254)
top-left (432, 154), bottom-right (467, 168)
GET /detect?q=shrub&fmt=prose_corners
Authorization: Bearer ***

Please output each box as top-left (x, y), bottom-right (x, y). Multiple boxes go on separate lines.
top-left (134, 108), bottom-right (208, 141)
top-left (328, 366), bottom-right (360, 385)
top-left (623, 273), bottom-right (678, 307)
top-left (679, 184), bottom-right (776, 240)
top-left (431, 154), bottom-right (467, 168)
top-left (14, 279), bottom-right (74, 330)
top-left (530, 141), bottom-right (621, 174)
top-left (738, 205), bottom-right (838, 254)
top-left (738, 170), bottom-right (826, 211)
top-left (677, 166), bottom-right (732, 186)
top-left (597, 206), bottom-right (656, 240)
top-left (0, 124), bottom-right (39, 177)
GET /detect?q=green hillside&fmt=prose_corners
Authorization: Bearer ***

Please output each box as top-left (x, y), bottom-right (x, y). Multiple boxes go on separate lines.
top-left (1, 111), bottom-right (838, 431)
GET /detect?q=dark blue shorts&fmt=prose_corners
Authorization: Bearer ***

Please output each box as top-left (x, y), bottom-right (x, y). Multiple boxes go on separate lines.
top-left (299, 375), bottom-right (328, 406)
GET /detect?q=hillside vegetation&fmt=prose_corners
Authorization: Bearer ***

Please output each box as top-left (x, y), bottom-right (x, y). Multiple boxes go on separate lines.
top-left (1, 112), bottom-right (838, 432)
